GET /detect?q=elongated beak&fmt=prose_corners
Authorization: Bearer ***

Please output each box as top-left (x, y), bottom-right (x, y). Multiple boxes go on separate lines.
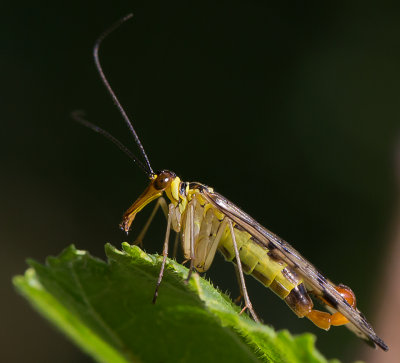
top-left (120, 183), bottom-right (162, 233)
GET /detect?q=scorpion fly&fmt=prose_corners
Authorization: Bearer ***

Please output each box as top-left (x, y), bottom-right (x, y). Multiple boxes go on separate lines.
top-left (73, 14), bottom-right (388, 351)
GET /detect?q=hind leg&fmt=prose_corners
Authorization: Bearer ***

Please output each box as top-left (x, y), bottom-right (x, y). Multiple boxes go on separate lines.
top-left (228, 220), bottom-right (259, 322)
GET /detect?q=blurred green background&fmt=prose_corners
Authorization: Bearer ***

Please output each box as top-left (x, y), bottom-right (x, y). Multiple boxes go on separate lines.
top-left (2, 1), bottom-right (399, 362)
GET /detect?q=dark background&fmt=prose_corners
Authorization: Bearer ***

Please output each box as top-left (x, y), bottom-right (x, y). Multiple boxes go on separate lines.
top-left (2, 2), bottom-right (399, 362)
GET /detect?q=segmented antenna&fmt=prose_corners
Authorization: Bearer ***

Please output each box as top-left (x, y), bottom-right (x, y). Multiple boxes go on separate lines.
top-left (93, 13), bottom-right (154, 176)
top-left (72, 111), bottom-right (150, 175)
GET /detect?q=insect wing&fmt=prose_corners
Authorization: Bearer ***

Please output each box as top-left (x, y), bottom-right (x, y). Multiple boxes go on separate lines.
top-left (202, 188), bottom-right (388, 351)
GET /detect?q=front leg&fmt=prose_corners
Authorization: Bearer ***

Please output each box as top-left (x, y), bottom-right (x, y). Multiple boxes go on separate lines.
top-left (152, 203), bottom-right (174, 304)
top-left (135, 197), bottom-right (169, 247)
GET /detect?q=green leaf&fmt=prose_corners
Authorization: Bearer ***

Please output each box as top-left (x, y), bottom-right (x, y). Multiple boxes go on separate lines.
top-left (13, 243), bottom-right (340, 363)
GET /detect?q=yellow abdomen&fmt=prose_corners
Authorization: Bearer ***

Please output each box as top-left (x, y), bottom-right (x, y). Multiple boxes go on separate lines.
top-left (218, 225), bottom-right (302, 299)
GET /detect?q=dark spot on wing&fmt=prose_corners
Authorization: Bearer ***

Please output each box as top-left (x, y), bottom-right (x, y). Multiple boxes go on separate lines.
top-left (267, 250), bottom-right (280, 261)
top-left (375, 338), bottom-right (389, 352)
top-left (323, 291), bottom-right (338, 309)
top-left (342, 298), bottom-right (351, 308)
top-left (273, 237), bottom-right (292, 255)
top-left (267, 249), bottom-right (286, 263)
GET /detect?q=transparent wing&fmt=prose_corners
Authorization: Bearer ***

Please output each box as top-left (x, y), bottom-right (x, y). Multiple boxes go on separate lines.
top-left (202, 188), bottom-right (388, 351)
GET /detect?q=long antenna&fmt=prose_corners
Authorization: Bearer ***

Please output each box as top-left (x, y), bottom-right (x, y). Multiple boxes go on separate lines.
top-left (72, 111), bottom-right (151, 176)
top-left (93, 13), bottom-right (154, 176)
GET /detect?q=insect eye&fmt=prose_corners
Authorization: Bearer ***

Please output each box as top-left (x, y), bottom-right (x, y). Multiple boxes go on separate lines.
top-left (154, 170), bottom-right (174, 190)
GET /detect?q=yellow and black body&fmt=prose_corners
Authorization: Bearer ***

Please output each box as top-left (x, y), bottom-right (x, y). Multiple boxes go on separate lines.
top-left (119, 170), bottom-right (386, 350)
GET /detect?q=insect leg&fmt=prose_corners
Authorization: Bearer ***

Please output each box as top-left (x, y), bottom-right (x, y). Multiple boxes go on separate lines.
top-left (152, 203), bottom-right (174, 304)
top-left (135, 197), bottom-right (168, 246)
top-left (185, 202), bottom-right (195, 283)
top-left (193, 210), bottom-right (227, 272)
top-left (233, 264), bottom-right (244, 304)
top-left (228, 220), bottom-right (259, 322)
top-left (172, 233), bottom-right (179, 259)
